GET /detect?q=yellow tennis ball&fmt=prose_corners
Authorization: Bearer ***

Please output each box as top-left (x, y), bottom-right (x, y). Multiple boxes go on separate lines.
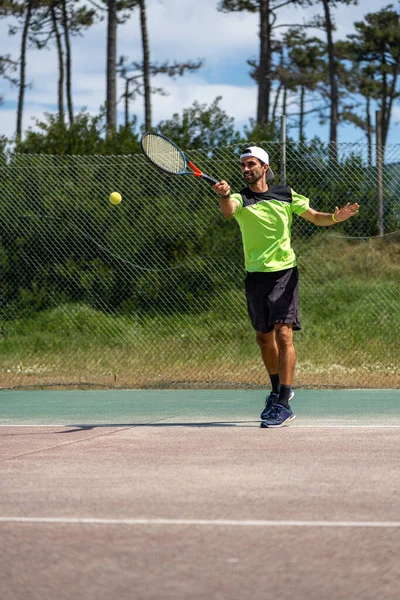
top-left (109, 191), bottom-right (122, 205)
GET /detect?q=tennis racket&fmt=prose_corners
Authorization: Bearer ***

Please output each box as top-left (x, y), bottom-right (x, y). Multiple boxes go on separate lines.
top-left (141, 132), bottom-right (218, 185)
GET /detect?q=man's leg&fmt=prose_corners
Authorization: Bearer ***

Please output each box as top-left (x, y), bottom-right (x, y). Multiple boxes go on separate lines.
top-left (245, 269), bottom-right (298, 425)
top-left (274, 323), bottom-right (296, 407)
top-left (256, 330), bottom-right (281, 419)
top-left (260, 323), bottom-right (296, 427)
top-left (274, 323), bottom-right (296, 385)
top-left (256, 325), bottom-right (296, 385)
top-left (256, 329), bottom-right (279, 378)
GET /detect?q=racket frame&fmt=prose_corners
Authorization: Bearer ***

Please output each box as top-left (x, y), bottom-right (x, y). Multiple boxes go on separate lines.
top-left (141, 132), bottom-right (218, 184)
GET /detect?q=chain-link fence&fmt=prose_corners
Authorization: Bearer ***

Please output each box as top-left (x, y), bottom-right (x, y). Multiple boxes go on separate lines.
top-left (0, 141), bottom-right (399, 390)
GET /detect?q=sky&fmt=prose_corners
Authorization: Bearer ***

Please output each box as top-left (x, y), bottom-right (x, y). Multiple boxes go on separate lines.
top-left (0, 0), bottom-right (398, 145)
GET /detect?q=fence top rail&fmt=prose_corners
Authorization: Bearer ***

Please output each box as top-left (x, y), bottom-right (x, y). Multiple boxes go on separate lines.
top-left (0, 141), bottom-right (399, 162)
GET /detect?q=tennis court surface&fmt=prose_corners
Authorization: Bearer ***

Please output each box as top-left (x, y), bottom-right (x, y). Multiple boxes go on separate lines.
top-left (1, 388), bottom-right (400, 600)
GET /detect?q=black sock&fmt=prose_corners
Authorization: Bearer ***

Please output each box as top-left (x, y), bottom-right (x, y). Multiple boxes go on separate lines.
top-left (278, 384), bottom-right (292, 408)
top-left (269, 374), bottom-right (280, 395)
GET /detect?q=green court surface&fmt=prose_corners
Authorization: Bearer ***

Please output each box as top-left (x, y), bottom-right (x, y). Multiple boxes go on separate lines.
top-left (0, 388), bottom-right (399, 426)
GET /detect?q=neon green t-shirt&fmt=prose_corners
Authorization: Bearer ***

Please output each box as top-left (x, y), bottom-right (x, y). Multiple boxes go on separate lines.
top-left (231, 185), bottom-right (309, 272)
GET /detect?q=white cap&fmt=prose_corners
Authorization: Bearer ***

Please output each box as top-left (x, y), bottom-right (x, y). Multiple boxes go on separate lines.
top-left (240, 146), bottom-right (274, 180)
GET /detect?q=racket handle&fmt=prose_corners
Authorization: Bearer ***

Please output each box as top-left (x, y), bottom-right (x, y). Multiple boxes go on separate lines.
top-left (201, 174), bottom-right (219, 185)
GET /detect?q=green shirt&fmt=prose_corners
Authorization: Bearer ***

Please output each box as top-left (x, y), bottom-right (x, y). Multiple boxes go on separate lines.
top-left (232, 185), bottom-right (309, 272)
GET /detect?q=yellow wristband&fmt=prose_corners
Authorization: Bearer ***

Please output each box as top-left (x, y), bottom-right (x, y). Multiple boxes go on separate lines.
top-left (332, 213), bottom-right (340, 223)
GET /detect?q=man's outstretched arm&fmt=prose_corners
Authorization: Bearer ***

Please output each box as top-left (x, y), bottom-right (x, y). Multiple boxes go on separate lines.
top-left (300, 202), bottom-right (359, 226)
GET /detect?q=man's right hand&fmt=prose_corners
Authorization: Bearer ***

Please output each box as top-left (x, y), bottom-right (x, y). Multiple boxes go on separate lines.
top-left (213, 180), bottom-right (231, 198)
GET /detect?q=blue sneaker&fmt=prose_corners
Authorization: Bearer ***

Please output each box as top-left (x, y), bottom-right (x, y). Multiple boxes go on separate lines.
top-left (260, 403), bottom-right (296, 428)
top-left (260, 392), bottom-right (279, 420)
top-left (260, 390), bottom-right (294, 420)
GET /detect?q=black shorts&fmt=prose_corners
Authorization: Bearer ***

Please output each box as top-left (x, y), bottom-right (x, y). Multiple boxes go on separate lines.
top-left (244, 267), bottom-right (301, 334)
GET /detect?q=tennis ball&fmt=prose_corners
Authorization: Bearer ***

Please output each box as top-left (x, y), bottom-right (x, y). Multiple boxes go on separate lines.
top-left (109, 191), bottom-right (122, 205)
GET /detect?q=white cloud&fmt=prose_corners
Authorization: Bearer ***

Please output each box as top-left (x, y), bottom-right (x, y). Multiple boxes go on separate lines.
top-left (149, 76), bottom-right (257, 126)
top-left (143, 0), bottom-right (258, 62)
top-left (275, 0), bottom-right (387, 39)
top-left (0, 105), bottom-right (51, 139)
top-left (0, 0), bottom-right (397, 145)
top-left (0, 108), bottom-right (17, 139)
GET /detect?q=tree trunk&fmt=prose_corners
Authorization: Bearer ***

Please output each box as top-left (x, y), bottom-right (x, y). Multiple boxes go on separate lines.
top-left (366, 96), bottom-right (372, 168)
top-left (125, 78), bottom-right (130, 128)
top-left (382, 43), bottom-right (400, 148)
top-left (282, 85), bottom-right (287, 118)
top-left (61, 0), bottom-right (74, 126)
top-left (299, 86), bottom-right (305, 143)
top-left (322, 0), bottom-right (338, 164)
top-left (257, 0), bottom-right (271, 126)
top-left (51, 2), bottom-right (65, 123)
top-left (380, 49), bottom-right (389, 149)
top-left (106, 0), bottom-right (117, 136)
top-left (271, 83), bottom-right (282, 124)
top-left (139, 0), bottom-right (151, 130)
top-left (16, 0), bottom-right (33, 142)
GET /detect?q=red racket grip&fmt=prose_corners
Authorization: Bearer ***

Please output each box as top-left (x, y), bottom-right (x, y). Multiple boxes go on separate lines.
top-left (188, 161), bottom-right (218, 185)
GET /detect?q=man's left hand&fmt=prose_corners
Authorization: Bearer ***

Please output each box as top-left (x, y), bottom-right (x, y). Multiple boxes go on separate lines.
top-left (334, 202), bottom-right (360, 222)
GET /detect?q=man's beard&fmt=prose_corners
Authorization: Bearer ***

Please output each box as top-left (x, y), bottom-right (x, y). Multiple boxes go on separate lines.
top-left (244, 171), bottom-right (264, 184)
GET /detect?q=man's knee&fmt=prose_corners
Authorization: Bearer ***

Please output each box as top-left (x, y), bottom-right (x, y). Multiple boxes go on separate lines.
top-left (256, 330), bottom-right (274, 349)
top-left (274, 324), bottom-right (294, 349)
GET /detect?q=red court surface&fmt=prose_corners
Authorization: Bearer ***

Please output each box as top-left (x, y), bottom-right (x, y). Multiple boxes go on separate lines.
top-left (1, 389), bottom-right (400, 599)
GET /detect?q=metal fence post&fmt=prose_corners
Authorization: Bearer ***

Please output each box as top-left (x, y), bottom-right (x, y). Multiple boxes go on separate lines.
top-left (280, 114), bottom-right (286, 186)
top-left (376, 110), bottom-right (384, 236)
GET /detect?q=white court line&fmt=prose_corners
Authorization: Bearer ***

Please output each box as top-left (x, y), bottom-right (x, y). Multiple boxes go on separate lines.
top-left (2, 423), bottom-right (400, 429)
top-left (1, 517), bottom-right (400, 528)
top-left (287, 425), bottom-right (400, 429)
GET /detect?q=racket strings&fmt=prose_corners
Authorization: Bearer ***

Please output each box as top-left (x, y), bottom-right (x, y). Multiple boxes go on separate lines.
top-left (143, 135), bottom-right (185, 174)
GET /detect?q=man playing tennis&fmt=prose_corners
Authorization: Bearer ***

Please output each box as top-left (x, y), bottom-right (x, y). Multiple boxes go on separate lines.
top-left (213, 147), bottom-right (359, 428)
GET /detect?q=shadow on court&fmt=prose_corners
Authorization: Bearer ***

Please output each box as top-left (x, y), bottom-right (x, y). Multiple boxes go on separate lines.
top-left (59, 421), bottom-right (259, 431)
top-left (1, 389), bottom-right (399, 600)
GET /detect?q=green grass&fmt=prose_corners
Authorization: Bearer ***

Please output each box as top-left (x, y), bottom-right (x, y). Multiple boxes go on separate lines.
top-left (0, 277), bottom-right (398, 386)
top-left (0, 233), bottom-right (399, 388)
